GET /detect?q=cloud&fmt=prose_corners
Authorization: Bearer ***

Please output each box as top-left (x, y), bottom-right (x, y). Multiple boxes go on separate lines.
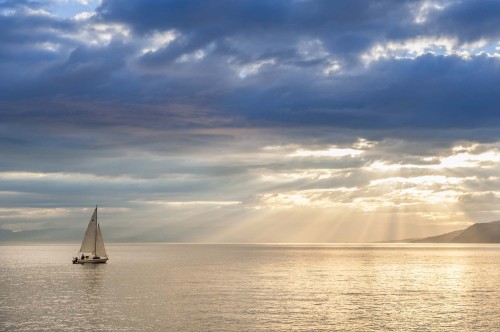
top-left (1, 1), bottom-right (498, 131)
top-left (1, 0), bottom-right (500, 241)
top-left (424, 0), bottom-right (500, 43)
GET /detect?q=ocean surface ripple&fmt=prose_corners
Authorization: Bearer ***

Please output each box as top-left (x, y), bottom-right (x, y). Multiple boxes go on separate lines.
top-left (0, 244), bottom-right (498, 331)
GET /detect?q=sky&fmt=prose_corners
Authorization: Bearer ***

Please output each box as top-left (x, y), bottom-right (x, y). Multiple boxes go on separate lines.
top-left (1, 0), bottom-right (500, 243)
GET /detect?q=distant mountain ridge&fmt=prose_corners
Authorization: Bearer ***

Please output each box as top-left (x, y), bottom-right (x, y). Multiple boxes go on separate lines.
top-left (409, 220), bottom-right (500, 243)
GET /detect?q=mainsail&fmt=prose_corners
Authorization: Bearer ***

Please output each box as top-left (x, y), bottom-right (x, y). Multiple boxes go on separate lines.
top-left (79, 207), bottom-right (107, 257)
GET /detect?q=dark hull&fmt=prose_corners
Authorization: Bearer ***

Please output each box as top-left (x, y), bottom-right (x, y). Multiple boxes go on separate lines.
top-left (73, 258), bottom-right (108, 264)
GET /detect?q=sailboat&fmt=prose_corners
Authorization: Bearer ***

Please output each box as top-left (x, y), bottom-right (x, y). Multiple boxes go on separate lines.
top-left (72, 206), bottom-right (108, 264)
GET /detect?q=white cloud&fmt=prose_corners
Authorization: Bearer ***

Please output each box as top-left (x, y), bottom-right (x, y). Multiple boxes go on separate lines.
top-left (323, 61), bottom-right (342, 75)
top-left (413, 0), bottom-right (446, 24)
top-left (73, 11), bottom-right (94, 21)
top-left (297, 39), bottom-right (329, 61)
top-left (362, 37), bottom-right (457, 64)
top-left (361, 37), bottom-right (492, 64)
top-left (369, 175), bottom-right (467, 187)
top-left (23, 7), bottom-right (53, 17)
top-left (141, 30), bottom-right (178, 54)
top-left (137, 200), bottom-right (242, 207)
top-left (289, 147), bottom-right (363, 158)
top-left (67, 22), bottom-right (131, 46)
top-left (237, 59), bottom-right (276, 78)
top-left (437, 150), bottom-right (500, 168)
top-left (177, 49), bottom-right (208, 63)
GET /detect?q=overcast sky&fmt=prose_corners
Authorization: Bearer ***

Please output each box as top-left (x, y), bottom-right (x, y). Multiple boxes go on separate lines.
top-left (1, 0), bottom-right (500, 242)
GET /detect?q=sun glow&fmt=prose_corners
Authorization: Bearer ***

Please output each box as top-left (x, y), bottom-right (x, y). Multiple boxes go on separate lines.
top-left (290, 147), bottom-right (363, 158)
top-left (143, 200), bottom-right (242, 207)
top-left (251, 140), bottom-right (500, 238)
top-left (438, 150), bottom-right (500, 168)
top-left (369, 175), bottom-right (468, 186)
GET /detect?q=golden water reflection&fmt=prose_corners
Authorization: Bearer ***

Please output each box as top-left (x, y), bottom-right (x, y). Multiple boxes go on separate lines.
top-left (0, 244), bottom-right (498, 331)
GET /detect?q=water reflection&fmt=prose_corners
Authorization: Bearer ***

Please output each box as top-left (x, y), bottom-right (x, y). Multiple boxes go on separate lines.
top-left (80, 264), bottom-right (106, 295)
top-left (66, 262), bottom-right (110, 329)
top-left (0, 244), bottom-right (498, 331)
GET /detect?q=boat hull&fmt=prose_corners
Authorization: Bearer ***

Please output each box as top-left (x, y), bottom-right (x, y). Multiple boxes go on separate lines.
top-left (73, 258), bottom-right (108, 264)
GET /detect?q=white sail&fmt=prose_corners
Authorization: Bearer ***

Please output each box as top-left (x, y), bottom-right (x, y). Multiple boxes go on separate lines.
top-left (95, 224), bottom-right (107, 257)
top-left (79, 207), bottom-right (98, 254)
top-left (73, 206), bottom-right (108, 264)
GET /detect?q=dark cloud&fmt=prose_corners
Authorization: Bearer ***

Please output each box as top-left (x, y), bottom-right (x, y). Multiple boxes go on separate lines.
top-left (96, 0), bottom-right (417, 65)
top-left (217, 53), bottom-right (500, 131)
top-left (0, 0), bottom-right (497, 135)
top-left (426, 0), bottom-right (500, 43)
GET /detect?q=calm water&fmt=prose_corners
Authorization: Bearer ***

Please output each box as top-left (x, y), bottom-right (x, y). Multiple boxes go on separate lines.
top-left (0, 244), bottom-right (498, 331)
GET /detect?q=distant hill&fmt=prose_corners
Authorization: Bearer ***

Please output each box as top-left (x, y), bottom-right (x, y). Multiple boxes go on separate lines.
top-left (409, 220), bottom-right (500, 243)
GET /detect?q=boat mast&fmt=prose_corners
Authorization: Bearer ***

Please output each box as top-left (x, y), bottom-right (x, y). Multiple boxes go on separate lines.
top-left (94, 205), bottom-right (98, 256)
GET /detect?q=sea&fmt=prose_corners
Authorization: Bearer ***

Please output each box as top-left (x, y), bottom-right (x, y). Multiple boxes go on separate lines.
top-left (0, 244), bottom-right (498, 331)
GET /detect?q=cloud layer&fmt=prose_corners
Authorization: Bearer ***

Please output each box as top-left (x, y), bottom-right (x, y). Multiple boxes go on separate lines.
top-left (1, 0), bottom-right (500, 242)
